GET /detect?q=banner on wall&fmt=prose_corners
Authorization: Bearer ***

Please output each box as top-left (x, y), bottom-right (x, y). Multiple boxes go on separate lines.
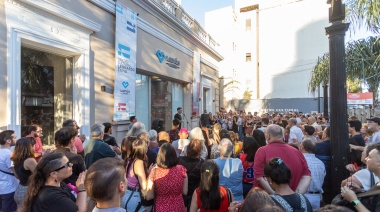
top-left (192, 51), bottom-right (201, 117)
top-left (113, 3), bottom-right (137, 121)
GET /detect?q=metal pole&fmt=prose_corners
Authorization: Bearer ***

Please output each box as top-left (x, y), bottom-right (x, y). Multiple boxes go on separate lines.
top-left (325, 0), bottom-right (350, 200)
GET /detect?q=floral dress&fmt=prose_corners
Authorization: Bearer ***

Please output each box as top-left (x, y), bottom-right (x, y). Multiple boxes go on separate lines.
top-left (149, 165), bottom-right (187, 212)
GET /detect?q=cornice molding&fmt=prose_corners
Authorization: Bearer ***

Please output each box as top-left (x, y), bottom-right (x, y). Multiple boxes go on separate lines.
top-left (87, 0), bottom-right (223, 62)
top-left (201, 57), bottom-right (219, 71)
top-left (88, 0), bottom-right (115, 14)
top-left (136, 0), bottom-right (223, 61)
top-left (18, 0), bottom-right (102, 32)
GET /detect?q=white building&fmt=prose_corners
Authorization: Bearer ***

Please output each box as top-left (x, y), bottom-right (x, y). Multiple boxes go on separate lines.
top-left (206, 0), bottom-right (330, 112)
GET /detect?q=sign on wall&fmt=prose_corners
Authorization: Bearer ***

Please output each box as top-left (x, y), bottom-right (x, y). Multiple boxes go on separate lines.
top-left (192, 51), bottom-right (201, 116)
top-left (347, 93), bottom-right (373, 105)
top-left (114, 3), bottom-right (137, 121)
top-left (156, 50), bottom-right (180, 69)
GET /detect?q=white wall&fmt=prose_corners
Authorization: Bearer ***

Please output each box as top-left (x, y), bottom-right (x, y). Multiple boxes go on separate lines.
top-left (256, 0), bottom-right (329, 99)
top-left (206, 7), bottom-right (241, 100)
top-left (207, 0), bottom-right (330, 100)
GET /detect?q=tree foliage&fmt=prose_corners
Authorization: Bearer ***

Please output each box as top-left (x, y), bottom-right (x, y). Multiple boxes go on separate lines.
top-left (345, 0), bottom-right (380, 34)
top-left (309, 36), bottom-right (380, 104)
top-left (243, 89), bottom-right (253, 99)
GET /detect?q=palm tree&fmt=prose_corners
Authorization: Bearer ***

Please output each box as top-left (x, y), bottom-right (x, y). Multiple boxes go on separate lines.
top-left (345, 0), bottom-right (380, 34)
top-left (308, 53), bottom-right (330, 117)
top-left (346, 36), bottom-right (380, 106)
top-left (309, 36), bottom-right (380, 114)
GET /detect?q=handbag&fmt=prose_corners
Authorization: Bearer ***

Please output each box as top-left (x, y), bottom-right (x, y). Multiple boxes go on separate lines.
top-left (132, 161), bottom-right (154, 209)
top-left (332, 172), bottom-right (379, 210)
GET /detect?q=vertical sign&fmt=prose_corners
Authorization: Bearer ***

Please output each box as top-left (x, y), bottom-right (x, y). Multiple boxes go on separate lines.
top-left (114, 3), bottom-right (137, 121)
top-left (192, 51), bottom-right (201, 117)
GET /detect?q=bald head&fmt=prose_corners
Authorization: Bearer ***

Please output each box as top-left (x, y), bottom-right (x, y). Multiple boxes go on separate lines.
top-left (266, 124), bottom-right (283, 142)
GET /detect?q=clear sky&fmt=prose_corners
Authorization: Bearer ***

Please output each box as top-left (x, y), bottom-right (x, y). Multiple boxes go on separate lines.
top-left (181, 0), bottom-right (234, 28)
top-left (180, 0), bottom-right (375, 41)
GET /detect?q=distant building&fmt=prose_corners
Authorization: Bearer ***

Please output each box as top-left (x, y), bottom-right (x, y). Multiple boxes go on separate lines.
top-left (206, 0), bottom-right (329, 113)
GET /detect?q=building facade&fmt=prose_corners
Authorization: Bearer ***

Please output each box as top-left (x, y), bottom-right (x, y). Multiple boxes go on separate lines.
top-left (206, 0), bottom-right (330, 113)
top-left (0, 0), bottom-right (223, 144)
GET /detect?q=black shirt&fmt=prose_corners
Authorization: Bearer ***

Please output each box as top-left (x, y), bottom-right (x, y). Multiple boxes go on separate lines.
top-left (178, 156), bottom-right (205, 209)
top-left (147, 148), bottom-right (157, 167)
top-left (174, 113), bottom-right (182, 129)
top-left (103, 134), bottom-right (118, 147)
top-left (33, 183), bottom-right (77, 212)
top-left (272, 193), bottom-right (313, 212)
top-left (14, 159), bottom-right (32, 186)
top-left (54, 148), bottom-right (86, 185)
top-left (349, 134), bottom-right (366, 166)
top-left (178, 157), bottom-right (205, 198)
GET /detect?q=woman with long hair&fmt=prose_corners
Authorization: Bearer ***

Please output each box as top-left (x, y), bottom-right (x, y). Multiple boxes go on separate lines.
top-left (121, 139), bottom-right (149, 211)
top-left (239, 137), bottom-right (259, 197)
top-left (210, 123), bottom-right (221, 145)
top-left (22, 152), bottom-right (87, 212)
top-left (232, 116), bottom-right (238, 134)
top-left (229, 131), bottom-right (243, 157)
top-left (252, 130), bottom-right (267, 147)
top-left (121, 136), bottom-right (137, 160)
top-left (189, 160), bottom-right (232, 212)
top-left (146, 143), bottom-right (188, 212)
top-left (11, 137), bottom-right (37, 209)
top-left (264, 157), bottom-right (312, 211)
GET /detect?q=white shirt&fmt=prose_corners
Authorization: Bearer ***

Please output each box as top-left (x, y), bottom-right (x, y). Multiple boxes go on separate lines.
top-left (0, 148), bottom-right (19, 195)
top-left (353, 169), bottom-right (379, 191)
top-left (289, 125), bottom-right (304, 144)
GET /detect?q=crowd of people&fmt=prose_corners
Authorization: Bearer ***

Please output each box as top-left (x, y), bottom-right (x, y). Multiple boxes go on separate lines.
top-left (1, 108), bottom-right (380, 212)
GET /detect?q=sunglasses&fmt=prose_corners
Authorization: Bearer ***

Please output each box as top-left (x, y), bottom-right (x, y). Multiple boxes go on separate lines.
top-left (54, 162), bottom-right (73, 172)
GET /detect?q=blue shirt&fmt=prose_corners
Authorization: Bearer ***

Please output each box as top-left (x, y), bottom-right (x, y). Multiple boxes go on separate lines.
top-left (303, 154), bottom-right (325, 193)
top-left (315, 140), bottom-right (331, 156)
top-left (214, 158), bottom-right (244, 201)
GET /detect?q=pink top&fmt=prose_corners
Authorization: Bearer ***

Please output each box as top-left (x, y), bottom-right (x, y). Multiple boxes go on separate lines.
top-left (74, 137), bottom-right (84, 153)
top-left (126, 160), bottom-right (139, 188)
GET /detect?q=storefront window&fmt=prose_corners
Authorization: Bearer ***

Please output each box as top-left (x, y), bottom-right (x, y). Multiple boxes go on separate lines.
top-left (135, 74), bottom-right (149, 128)
top-left (21, 47), bottom-right (73, 145)
top-left (151, 78), bottom-right (173, 131)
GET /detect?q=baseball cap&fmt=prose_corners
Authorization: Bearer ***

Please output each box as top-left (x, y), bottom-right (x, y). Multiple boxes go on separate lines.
top-left (367, 117), bottom-right (380, 125)
top-left (179, 128), bottom-right (188, 134)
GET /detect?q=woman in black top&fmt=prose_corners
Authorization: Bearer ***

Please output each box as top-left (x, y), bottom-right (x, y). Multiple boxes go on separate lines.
top-left (22, 152), bottom-right (87, 212)
top-left (54, 127), bottom-right (86, 185)
top-left (232, 116), bottom-right (239, 134)
top-left (265, 157), bottom-right (312, 212)
top-left (178, 139), bottom-right (205, 211)
top-left (11, 137), bottom-right (38, 209)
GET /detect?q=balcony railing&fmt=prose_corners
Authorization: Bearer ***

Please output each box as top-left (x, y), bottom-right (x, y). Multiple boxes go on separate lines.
top-left (153, 0), bottom-right (218, 49)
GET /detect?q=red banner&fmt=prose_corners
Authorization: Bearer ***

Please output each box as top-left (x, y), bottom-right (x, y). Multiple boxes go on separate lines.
top-left (347, 93), bottom-right (373, 105)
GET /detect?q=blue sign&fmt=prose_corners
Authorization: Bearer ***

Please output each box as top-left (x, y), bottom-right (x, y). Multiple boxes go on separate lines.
top-left (156, 50), bottom-right (165, 63)
top-left (122, 81), bottom-right (129, 88)
top-left (118, 43), bottom-right (130, 59)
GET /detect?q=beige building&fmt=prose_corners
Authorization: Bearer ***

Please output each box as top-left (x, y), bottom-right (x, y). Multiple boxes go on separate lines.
top-left (0, 0), bottom-right (223, 144)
